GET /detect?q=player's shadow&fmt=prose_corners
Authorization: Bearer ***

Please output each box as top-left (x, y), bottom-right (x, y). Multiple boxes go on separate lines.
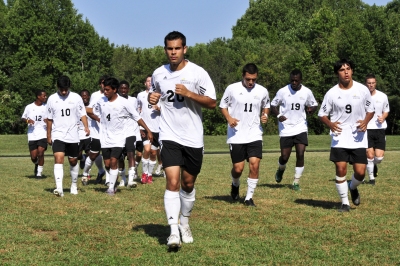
top-left (204, 195), bottom-right (240, 204)
top-left (260, 183), bottom-right (291, 189)
top-left (26, 174), bottom-right (48, 179)
top-left (132, 224), bottom-right (170, 246)
top-left (294, 198), bottom-right (339, 209)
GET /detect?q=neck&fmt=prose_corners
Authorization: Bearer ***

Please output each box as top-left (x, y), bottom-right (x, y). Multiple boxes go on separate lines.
top-left (170, 60), bottom-right (187, 71)
top-left (339, 79), bottom-right (353, 90)
top-left (108, 94), bottom-right (118, 102)
top-left (34, 100), bottom-right (42, 106)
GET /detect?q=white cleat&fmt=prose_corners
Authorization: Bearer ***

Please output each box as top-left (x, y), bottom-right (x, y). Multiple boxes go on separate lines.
top-left (70, 186), bottom-right (78, 195)
top-left (127, 181), bottom-right (138, 188)
top-left (118, 179), bottom-right (126, 187)
top-left (53, 188), bottom-right (64, 197)
top-left (179, 225), bottom-right (194, 244)
top-left (167, 234), bottom-right (181, 248)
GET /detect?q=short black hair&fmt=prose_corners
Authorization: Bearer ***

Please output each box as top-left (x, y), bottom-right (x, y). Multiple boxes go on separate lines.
top-left (35, 89), bottom-right (46, 98)
top-left (290, 69), bottom-right (302, 80)
top-left (119, 80), bottom-right (130, 88)
top-left (98, 75), bottom-right (109, 85)
top-left (365, 73), bottom-right (376, 81)
top-left (334, 59), bottom-right (355, 74)
top-left (57, 75), bottom-right (71, 89)
top-left (242, 63), bottom-right (258, 76)
top-left (164, 31), bottom-right (186, 47)
top-left (79, 89), bottom-right (90, 97)
top-left (103, 77), bottom-right (119, 90)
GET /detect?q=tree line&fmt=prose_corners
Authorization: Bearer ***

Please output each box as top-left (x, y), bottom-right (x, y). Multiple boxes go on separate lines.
top-left (1, 0), bottom-right (399, 135)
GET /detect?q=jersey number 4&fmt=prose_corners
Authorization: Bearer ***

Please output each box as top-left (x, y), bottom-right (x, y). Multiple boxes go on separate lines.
top-left (167, 90), bottom-right (184, 102)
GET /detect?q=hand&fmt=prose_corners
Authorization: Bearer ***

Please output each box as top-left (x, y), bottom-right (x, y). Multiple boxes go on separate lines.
top-left (84, 127), bottom-right (90, 136)
top-left (227, 117), bottom-right (240, 128)
top-left (47, 136), bottom-right (52, 146)
top-left (175, 84), bottom-right (190, 97)
top-left (278, 115), bottom-right (287, 122)
top-left (260, 113), bottom-right (268, 124)
top-left (149, 92), bottom-right (161, 105)
top-left (27, 118), bottom-right (34, 125)
top-left (377, 115), bottom-right (385, 124)
top-left (330, 121), bottom-right (342, 134)
top-left (147, 131), bottom-right (154, 144)
top-left (356, 120), bottom-right (367, 132)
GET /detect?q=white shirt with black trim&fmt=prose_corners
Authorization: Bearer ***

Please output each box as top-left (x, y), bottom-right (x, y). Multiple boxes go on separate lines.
top-left (219, 82), bottom-right (270, 144)
top-left (21, 102), bottom-right (47, 141)
top-left (271, 84), bottom-right (318, 137)
top-left (151, 61), bottom-right (216, 148)
top-left (318, 81), bottom-right (374, 148)
top-left (137, 90), bottom-right (160, 133)
top-left (367, 90), bottom-right (390, 130)
top-left (87, 91), bottom-right (104, 139)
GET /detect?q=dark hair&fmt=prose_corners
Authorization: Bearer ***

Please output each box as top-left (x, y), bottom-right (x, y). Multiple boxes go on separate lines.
top-left (334, 59), bottom-right (355, 74)
top-left (290, 69), bottom-right (302, 80)
top-left (103, 77), bottom-right (119, 90)
top-left (119, 80), bottom-right (130, 88)
top-left (365, 73), bottom-right (376, 82)
top-left (145, 75), bottom-right (152, 81)
top-left (164, 31), bottom-right (186, 47)
top-left (35, 89), bottom-right (46, 98)
top-left (242, 63), bottom-right (258, 76)
top-left (57, 75), bottom-right (71, 89)
top-left (79, 89), bottom-right (90, 97)
top-left (98, 75), bottom-right (109, 85)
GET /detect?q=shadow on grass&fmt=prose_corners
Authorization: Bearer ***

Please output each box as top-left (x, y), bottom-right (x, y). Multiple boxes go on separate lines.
top-left (203, 195), bottom-right (242, 204)
top-left (132, 223), bottom-right (170, 246)
top-left (294, 198), bottom-right (339, 209)
top-left (260, 183), bottom-right (291, 189)
top-left (26, 174), bottom-right (48, 179)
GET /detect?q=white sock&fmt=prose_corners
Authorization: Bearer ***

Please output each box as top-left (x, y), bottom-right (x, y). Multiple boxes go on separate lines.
top-left (232, 175), bottom-right (240, 187)
top-left (335, 177), bottom-right (349, 205)
top-left (37, 165), bottom-right (43, 176)
top-left (83, 156), bottom-right (93, 175)
top-left (350, 174), bottom-right (362, 190)
top-left (278, 162), bottom-right (286, 171)
top-left (54, 164), bottom-right (63, 190)
top-left (156, 164), bottom-right (163, 172)
top-left (164, 190), bottom-right (180, 236)
top-left (105, 169), bottom-right (110, 184)
top-left (119, 168), bottom-right (126, 180)
top-left (294, 166), bottom-right (304, 184)
top-left (245, 178), bottom-right (258, 201)
top-left (128, 167), bottom-right (136, 183)
top-left (108, 169), bottom-right (118, 190)
top-left (366, 158), bottom-right (374, 180)
top-left (94, 154), bottom-right (104, 173)
top-left (142, 158), bottom-right (149, 175)
top-left (180, 188), bottom-right (196, 227)
top-left (148, 160), bottom-right (157, 176)
top-left (70, 164), bottom-right (79, 185)
top-left (374, 156), bottom-right (384, 164)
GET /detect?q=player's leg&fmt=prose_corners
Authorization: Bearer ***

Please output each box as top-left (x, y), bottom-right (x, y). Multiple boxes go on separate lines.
top-left (28, 141), bottom-right (39, 176)
top-left (147, 146), bottom-right (158, 183)
top-left (118, 155), bottom-right (126, 187)
top-left (229, 143), bottom-right (246, 201)
top-left (67, 143), bottom-right (80, 195)
top-left (372, 130), bottom-right (386, 184)
top-left (348, 148), bottom-right (368, 206)
top-left (243, 141), bottom-right (262, 206)
top-left (105, 148), bottom-right (123, 195)
top-left (52, 140), bottom-right (66, 197)
top-left (292, 144), bottom-right (306, 191)
top-left (331, 148), bottom-right (350, 212)
top-left (36, 139), bottom-right (47, 177)
top-left (141, 139), bottom-right (151, 184)
top-left (366, 147), bottom-right (375, 182)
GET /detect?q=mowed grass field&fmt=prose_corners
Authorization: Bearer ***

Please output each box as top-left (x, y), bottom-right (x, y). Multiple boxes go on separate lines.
top-left (0, 135), bottom-right (399, 265)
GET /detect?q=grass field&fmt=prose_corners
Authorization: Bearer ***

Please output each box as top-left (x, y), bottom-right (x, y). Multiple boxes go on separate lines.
top-left (0, 135), bottom-right (400, 265)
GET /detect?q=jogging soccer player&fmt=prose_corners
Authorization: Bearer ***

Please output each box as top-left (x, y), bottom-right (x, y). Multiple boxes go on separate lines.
top-left (318, 59), bottom-right (374, 212)
top-left (92, 77), bottom-right (153, 196)
top-left (137, 75), bottom-right (162, 184)
top-left (47, 76), bottom-right (90, 197)
top-left (21, 89), bottom-right (48, 177)
top-left (220, 63), bottom-right (270, 207)
top-left (365, 73), bottom-right (390, 185)
top-left (149, 31), bottom-right (216, 249)
top-left (82, 76), bottom-right (107, 185)
top-left (271, 69), bottom-right (318, 191)
top-left (78, 89), bottom-right (92, 184)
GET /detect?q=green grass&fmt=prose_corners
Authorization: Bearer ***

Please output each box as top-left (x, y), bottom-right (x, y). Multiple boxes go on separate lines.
top-left (1, 135), bottom-right (400, 265)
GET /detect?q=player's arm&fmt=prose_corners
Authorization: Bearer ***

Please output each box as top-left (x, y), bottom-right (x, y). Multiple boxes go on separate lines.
top-left (22, 117), bottom-right (34, 125)
top-left (80, 115), bottom-right (90, 136)
top-left (175, 84), bottom-right (216, 109)
top-left (148, 92), bottom-right (161, 106)
top-left (306, 105), bottom-right (318, 115)
top-left (261, 107), bottom-right (269, 124)
top-left (319, 115), bottom-right (341, 134)
top-left (220, 108), bottom-right (239, 128)
top-left (357, 112), bottom-right (375, 132)
top-left (137, 119), bottom-right (153, 143)
top-left (47, 119), bottom-right (53, 145)
top-left (86, 107), bottom-right (100, 123)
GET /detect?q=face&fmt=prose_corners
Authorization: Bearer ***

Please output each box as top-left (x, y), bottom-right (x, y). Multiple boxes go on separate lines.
top-left (99, 80), bottom-right (105, 92)
top-left (80, 91), bottom-right (90, 106)
top-left (37, 92), bottom-right (47, 103)
top-left (164, 39), bottom-right (187, 66)
top-left (337, 64), bottom-right (353, 84)
top-left (118, 84), bottom-right (129, 97)
top-left (144, 77), bottom-right (152, 90)
top-left (242, 72), bottom-right (258, 89)
top-left (103, 86), bottom-right (117, 100)
top-left (58, 87), bottom-right (69, 96)
top-left (365, 78), bottom-right (376, 93)
top-left (290, 74), bottom-right (302, 90)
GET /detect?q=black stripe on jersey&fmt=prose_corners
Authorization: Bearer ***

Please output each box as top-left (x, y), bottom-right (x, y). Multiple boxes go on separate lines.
top-left (224, 97), bottom-right (229, 104)
top-left (366, 100), bottom-right (371, 106)
top-left (199, 86), bottom-right (206, 95)
top-left (322, 104), bottom-right (327, 112)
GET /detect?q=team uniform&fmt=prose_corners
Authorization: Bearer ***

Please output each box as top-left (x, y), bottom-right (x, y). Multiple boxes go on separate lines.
top-left (271, 84), bottom-right (318, 188)
top-left (47, 91), bottom-right (87, 196)
top-left (152, 60), bottom-right (216, 247)
top-left (21, 102), bottom-right (48, 176)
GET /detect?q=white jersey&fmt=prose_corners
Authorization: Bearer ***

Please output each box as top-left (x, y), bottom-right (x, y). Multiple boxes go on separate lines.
top-left (137, 90), bottom-right (160, 133)
top-left (367, 90), bottom-right (389, 130)
top-left (271, 84), bottom-right (318, 137)
top-left (94, 95), bottom-right (141, 148)
top-left (47, 91), bottom-right (86, 143)
top-left (124, 96), bottom-right (140, 138)
top-left (21, 102), bottom-right (47, 141)
top-left (152, 61), bottom-right (216, 148)
top-left (318, 81), bottom-right (374, 148)
top-left (87, 90), bottom-right (104, 139)
top-left (78, 115), bottom-right (90, 140)
top-left (219, 82), bottom-right (270, 144)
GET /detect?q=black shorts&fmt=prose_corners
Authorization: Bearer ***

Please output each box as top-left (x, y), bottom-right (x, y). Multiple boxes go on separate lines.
top-left (330, 147), bottom-right (367, 164)
top-left (90, 138), bottom-right (101, 153)
top-left (102, 147), bottom-right (123, 160)
top-left (136, 140), bottom-right (143, 153)
top-left (280, 132), bottom-right (308, 149)
top-left (367, 129), bottom-right (386, 150)
top-left (79, 138), bottom-right (91, 153)
top-left (142, 130), bottom-right (160, 148)
top-left (28, 138), bottom-right (48, 151)
top-left (52, 140), bottom-right (79, 158)
top-left (229, 140), bottom-right (263, 164)
top-left (125, 136), bottom-right (136, 153)
top-left (160, 140), bottom-right (203, 176)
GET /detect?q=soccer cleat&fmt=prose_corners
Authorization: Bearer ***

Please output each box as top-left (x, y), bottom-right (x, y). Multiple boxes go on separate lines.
top-left (373, 165), bottom-right (378, 178)
top-left (127, 181), bottom-right (138, 188)
top-left (244, 198), bottom-right (256, 207)
top-left (154, 165), bottom-right (164, 177)
top-left (167, 234), bottom-right (181, 249)
top-left (34, 163), bottom-right (38, 176)
top-left (179, 224), bottom-right (194, 244)
top-left (292, 182), bottom-right (301, 191)
top-left (338, 204), bottom-right (350, 212)
top-left (369, 179), bottom-right (376, 186)
top-left (53, 188), bottom-right (64, 197)
top-left (231, 183), bottom-right (239, 200)
top-left (147, 175), bottom-right (153, 184)
top-left (81, 176), bottom-right (88, 186)
top-left (275, 168), bottom-right (284, 183)
top-left (348, 181), bottom-right (360, 206)
top-left (105, 188), bottom-right (115, 196)
top-left (118, 178), bottom-right (126, 187)
top-left (141, 173), bottom-right (148, 184)
top-left (70, 186), bottom-right (78, 195)
top-left (95, 171), bottom-right (105, 184)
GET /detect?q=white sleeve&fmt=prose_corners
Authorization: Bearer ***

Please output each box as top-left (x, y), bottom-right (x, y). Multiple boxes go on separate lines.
top-left (21, 106), bottom-right (29, 119)
top-left (197, 69), bottom-right (216, 100)
top-left (271, 90), bottom-right (282, 107)
top-left (306, 90), bottom-right (318, 107)
top-left (219, 86), bottom-right (231, 109)
top-left (318, 92), bottom-right (332, 117)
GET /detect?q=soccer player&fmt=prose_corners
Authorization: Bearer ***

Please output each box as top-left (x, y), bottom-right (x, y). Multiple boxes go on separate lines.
top-left (318, 59), bottom-right (374, 212)
top-left (117, 80), bottom-right (139, 188)
top-left (220, 63), bottom-right (270, 207)
top-left (82, 76), bottom-right (107, 185)
top-left (137, 75), bottom-right (161, 184)
top-left (149, 31), bottom-right (217, 249)
top-left (78, 89), bottom-right (92, 184)
top-left (21, 89), bottom-right (48, 177)
top-left (92, 77), bottom-right (153, 196)
top-left (365, 73), bottom-right (390, 185)
top-left (271, 69), bottom-right (318, 191)
top-left (47, 76), bottom-right (90, 197)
